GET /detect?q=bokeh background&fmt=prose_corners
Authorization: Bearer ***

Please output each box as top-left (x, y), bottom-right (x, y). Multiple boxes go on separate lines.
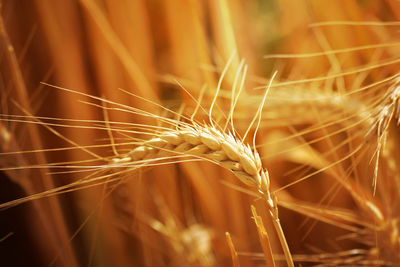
top-left (1, 1), bottom-right (400, 266)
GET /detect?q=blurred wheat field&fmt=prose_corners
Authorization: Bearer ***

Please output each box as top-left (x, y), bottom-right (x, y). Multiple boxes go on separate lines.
top-left (1, 0), bottom-right (400, 266)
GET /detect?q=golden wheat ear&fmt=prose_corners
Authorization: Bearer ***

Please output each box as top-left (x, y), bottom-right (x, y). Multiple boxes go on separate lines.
top-left (109, 123), bottom-right (292, 265)
top-left (101, 70), bottom-right (294, 266)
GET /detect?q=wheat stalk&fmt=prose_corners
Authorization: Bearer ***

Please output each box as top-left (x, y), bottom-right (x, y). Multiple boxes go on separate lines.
top-left (110, 122), bottom-right (294, 266)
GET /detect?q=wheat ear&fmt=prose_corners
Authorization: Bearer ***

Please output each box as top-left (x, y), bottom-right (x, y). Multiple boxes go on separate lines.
top-left (111, 123), bottom-right (294, 267)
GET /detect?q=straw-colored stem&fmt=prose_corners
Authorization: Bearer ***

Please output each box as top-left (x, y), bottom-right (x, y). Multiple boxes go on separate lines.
top-left (226, 232), bottom-right (240, 267)
top-left (112, 123), bottom-right (294, 266)
top-left (251, 205), bottom-right (276, 267)
top-left (268, 195), bottom-right (294, 267)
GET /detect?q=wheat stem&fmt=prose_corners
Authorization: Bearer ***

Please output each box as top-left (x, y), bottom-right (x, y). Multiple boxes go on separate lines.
top-left (226, 232), bottom-right (240, 267)
top-left (111, 123), bottom-right (294, 266)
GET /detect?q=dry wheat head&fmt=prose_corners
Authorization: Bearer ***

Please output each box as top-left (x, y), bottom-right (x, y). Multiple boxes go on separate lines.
top-left (111, 123), bottom-right (273, 206)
